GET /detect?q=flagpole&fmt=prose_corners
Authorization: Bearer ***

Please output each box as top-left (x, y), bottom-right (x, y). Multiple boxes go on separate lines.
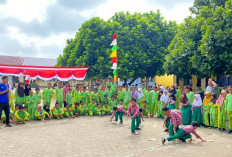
top-left (110, 33), bottom-right (118, 92)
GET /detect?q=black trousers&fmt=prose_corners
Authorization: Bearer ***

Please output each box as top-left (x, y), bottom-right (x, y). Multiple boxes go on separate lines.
top-left (63, 101), bottom-right (67, 108)
top-left (0, 103), bottom-right (10, 125)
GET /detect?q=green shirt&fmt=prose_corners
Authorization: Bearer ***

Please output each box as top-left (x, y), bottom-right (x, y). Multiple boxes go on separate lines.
top-left (225, 94), bottom-right (232, 111)
top-left (26, 95), bottom-right (36, 108)
top-left (186, 92), bottom-right (194, 105)
top-left (123, 90), bottom-right (130, 104)
top-left (73, 89), bottom-right (81, 103)
top-left (15, 110), bottom-right (28, 119)
top-left (109, 100), bottom-right (117, 107)
top-left (42, 88), bottom-right (54, 103)
top-left (34, 93), bottom-right (41, 105)
top-left (55, 88), bottom-right (63, 102)
top-left (66, 93), bottom-right (73, 106)
top-left (14, 89), bottom-right (25, 105)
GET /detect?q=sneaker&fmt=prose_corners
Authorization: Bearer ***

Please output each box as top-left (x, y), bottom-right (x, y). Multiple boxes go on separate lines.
top-left (219, 128), bottom-right (222, 132)
top-left (5, 124), bottom-right (12, 127)
top-left (135, 128), bottom-right (141, 130)
top-left (179, 138), bottom-right (186, 143)
top-left (162, 138), bottom-right (166, 145)
top-left (132, 131), bottom-right (137, 135)
top-left (164, 129), bottom-right (169, 132)
top-left (228, 130), bottom-right (232, 134)
top-left (222, 128), bottom-right (226, 132)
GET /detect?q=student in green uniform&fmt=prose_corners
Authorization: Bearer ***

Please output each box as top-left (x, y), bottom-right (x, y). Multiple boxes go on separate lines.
top-left (34, 88), bottom-right (41, 106)
top-left (80, 87), bottom-right (89, 104)
top-left (106, 86), bottom-right (113, 98)
top-left (102, 102), bottom-right (111, 115)
top-left (88, 99), bottom-right (96, 116)
top-left (102, 94), bottom-right (110, 106)
top-left (225, 86), bottom-right (232, 134)
top-left (11, 104), bottom-right (19, 123)
top-left (42, 83), bottom-right (54, 107)
top-left (191, 94), bottom-right (203, 126)
top-left (175, 85), bottom-right (181, 110)
top-left (180, 93), bottom-right (192, 125)
top-left (216, 90), bottom-right (227, 132)
top-left (202, 92), bottom-right (211, 127)
top-left (117, 86), bottom-right (124, 103)
top-left (14, 105), bottom-right (28, 124)
top-left (52, 102), bottom-right (64, 120)
top-left (55, 82), bottom-right (63, 108)
top-left (14, 82), bottom-right (25, 106)
top-left (106, 78), bottom-right (113, 90)
top-left (35, 105), bottom-right (49, 122)
top-left (152, 86), bottom-right (159, 116)
top-left (90, 88), bottom-right (100, 103)
top-left (23, 106), bottom-right (30, 121)
top-left (157, 91), bottom-right (165, 118)
top-left (100, 86), bottom-right (106, 105)
top-left (140, 84), bottom-right (147, 96)
top-left (142, 101), bottom-right (149, 117)
top-left (111, 82), bottom-right (117, 94)
top-left (123, 85), bottom-right (130, 110)
top-left (95, 103), bottom-right (102, 116)
top-left (184, 86), bottom-right (194, 106)
top-left (168, 94), bottom-right (176, 110)
top-left (78, 100), bottom-right (88, 116)
top-left (26, 90), bottom-right (36, 120)
top-left (73, 85), bottom-right (81, 105)
top-left (162, 122), bottom-right (206, 145)
top-left (66, 89), bottom-right (73, 108)
top-left (9, 90), bottom-right (15, 111)
top-left (109, 96), bottom-right (117, 108)
top-left (73, 102), bottom-right (80, 117)
top-left (43, 104), bottom-right (53, 119)
top-left (24, 84), bottom-right (31, 107)
top-left (209, 93), bottom-right (218, 128)
top-left (64, 103), bottom-right (75, 118)
top-left (145, 86), bottom-right (152, 116)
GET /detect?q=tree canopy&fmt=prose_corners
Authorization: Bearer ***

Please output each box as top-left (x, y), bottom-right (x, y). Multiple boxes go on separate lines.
top-left (164, 0), bottom-right (232, 79)
top-left (57, 11), bottom-right (177, 80)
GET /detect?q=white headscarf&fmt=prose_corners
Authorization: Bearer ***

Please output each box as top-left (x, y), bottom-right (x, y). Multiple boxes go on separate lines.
top-left (138, 88), bottom-right (143, 99)
top-left (193, 94), bottom-right (202, 107)
top-left (160, 90), bottom-right (169, 103)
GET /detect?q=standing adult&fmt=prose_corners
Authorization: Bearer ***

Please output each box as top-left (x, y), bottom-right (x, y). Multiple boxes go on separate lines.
top-left (205, 78), bottom-right (218, 94)
top-left (0, 76), bottom-right (12, 127)
top-left (63, 82), bottom-right (70, 108)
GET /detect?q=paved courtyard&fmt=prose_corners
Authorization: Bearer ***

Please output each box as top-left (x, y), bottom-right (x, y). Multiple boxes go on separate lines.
top-left (0, 116), bottom-right (232, 157)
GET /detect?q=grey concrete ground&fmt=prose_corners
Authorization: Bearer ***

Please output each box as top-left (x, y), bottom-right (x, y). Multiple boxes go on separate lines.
top-left (0, 116), bottom-right (232, 157)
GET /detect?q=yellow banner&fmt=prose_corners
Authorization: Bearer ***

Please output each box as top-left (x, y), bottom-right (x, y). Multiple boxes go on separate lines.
top-left (110, 51), bottom-right (117, 58)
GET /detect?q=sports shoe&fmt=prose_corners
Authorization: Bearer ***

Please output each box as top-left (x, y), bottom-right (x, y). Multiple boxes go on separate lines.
top-left (162, 138), bottom-right (166, 145)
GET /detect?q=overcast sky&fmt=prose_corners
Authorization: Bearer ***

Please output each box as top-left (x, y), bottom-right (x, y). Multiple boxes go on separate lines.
top-left (0, 0), bottom-right (194, 59)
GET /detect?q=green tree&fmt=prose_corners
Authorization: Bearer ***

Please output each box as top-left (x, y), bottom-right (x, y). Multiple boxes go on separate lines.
top-left (57, 11), bottom-right (177, 81)
top-left (199, 0), bottom-right (232, 75)
top-left (165, 0), bottom-right (231, 79)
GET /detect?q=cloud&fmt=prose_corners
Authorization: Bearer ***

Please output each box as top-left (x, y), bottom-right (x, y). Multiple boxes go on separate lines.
top-left (81, 0), bottom-right (193, 23)
top-left (56, 0), bottom-right (107, 10)
top-left (0, 0), bottom-right (7, 5)
top-left (0, 0), bottom-right (194, 59)
top-left (147, 0), bottom-right (193, 9)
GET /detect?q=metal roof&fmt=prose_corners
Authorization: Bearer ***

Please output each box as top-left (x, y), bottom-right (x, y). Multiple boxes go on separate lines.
top-left (0, 55), bottom-right (57, 66)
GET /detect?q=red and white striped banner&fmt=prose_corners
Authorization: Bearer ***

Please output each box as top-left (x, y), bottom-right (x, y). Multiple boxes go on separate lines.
top-left (0, 65), bottom-right (89, 81)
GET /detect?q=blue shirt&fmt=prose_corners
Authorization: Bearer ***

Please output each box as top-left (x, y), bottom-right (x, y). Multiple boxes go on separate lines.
top-left (0, 83), bottom-right (9, 103)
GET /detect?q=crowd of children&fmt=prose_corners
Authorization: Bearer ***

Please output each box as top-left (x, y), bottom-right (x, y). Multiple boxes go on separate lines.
top-left (1, 77), bottom-right (232, 136)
